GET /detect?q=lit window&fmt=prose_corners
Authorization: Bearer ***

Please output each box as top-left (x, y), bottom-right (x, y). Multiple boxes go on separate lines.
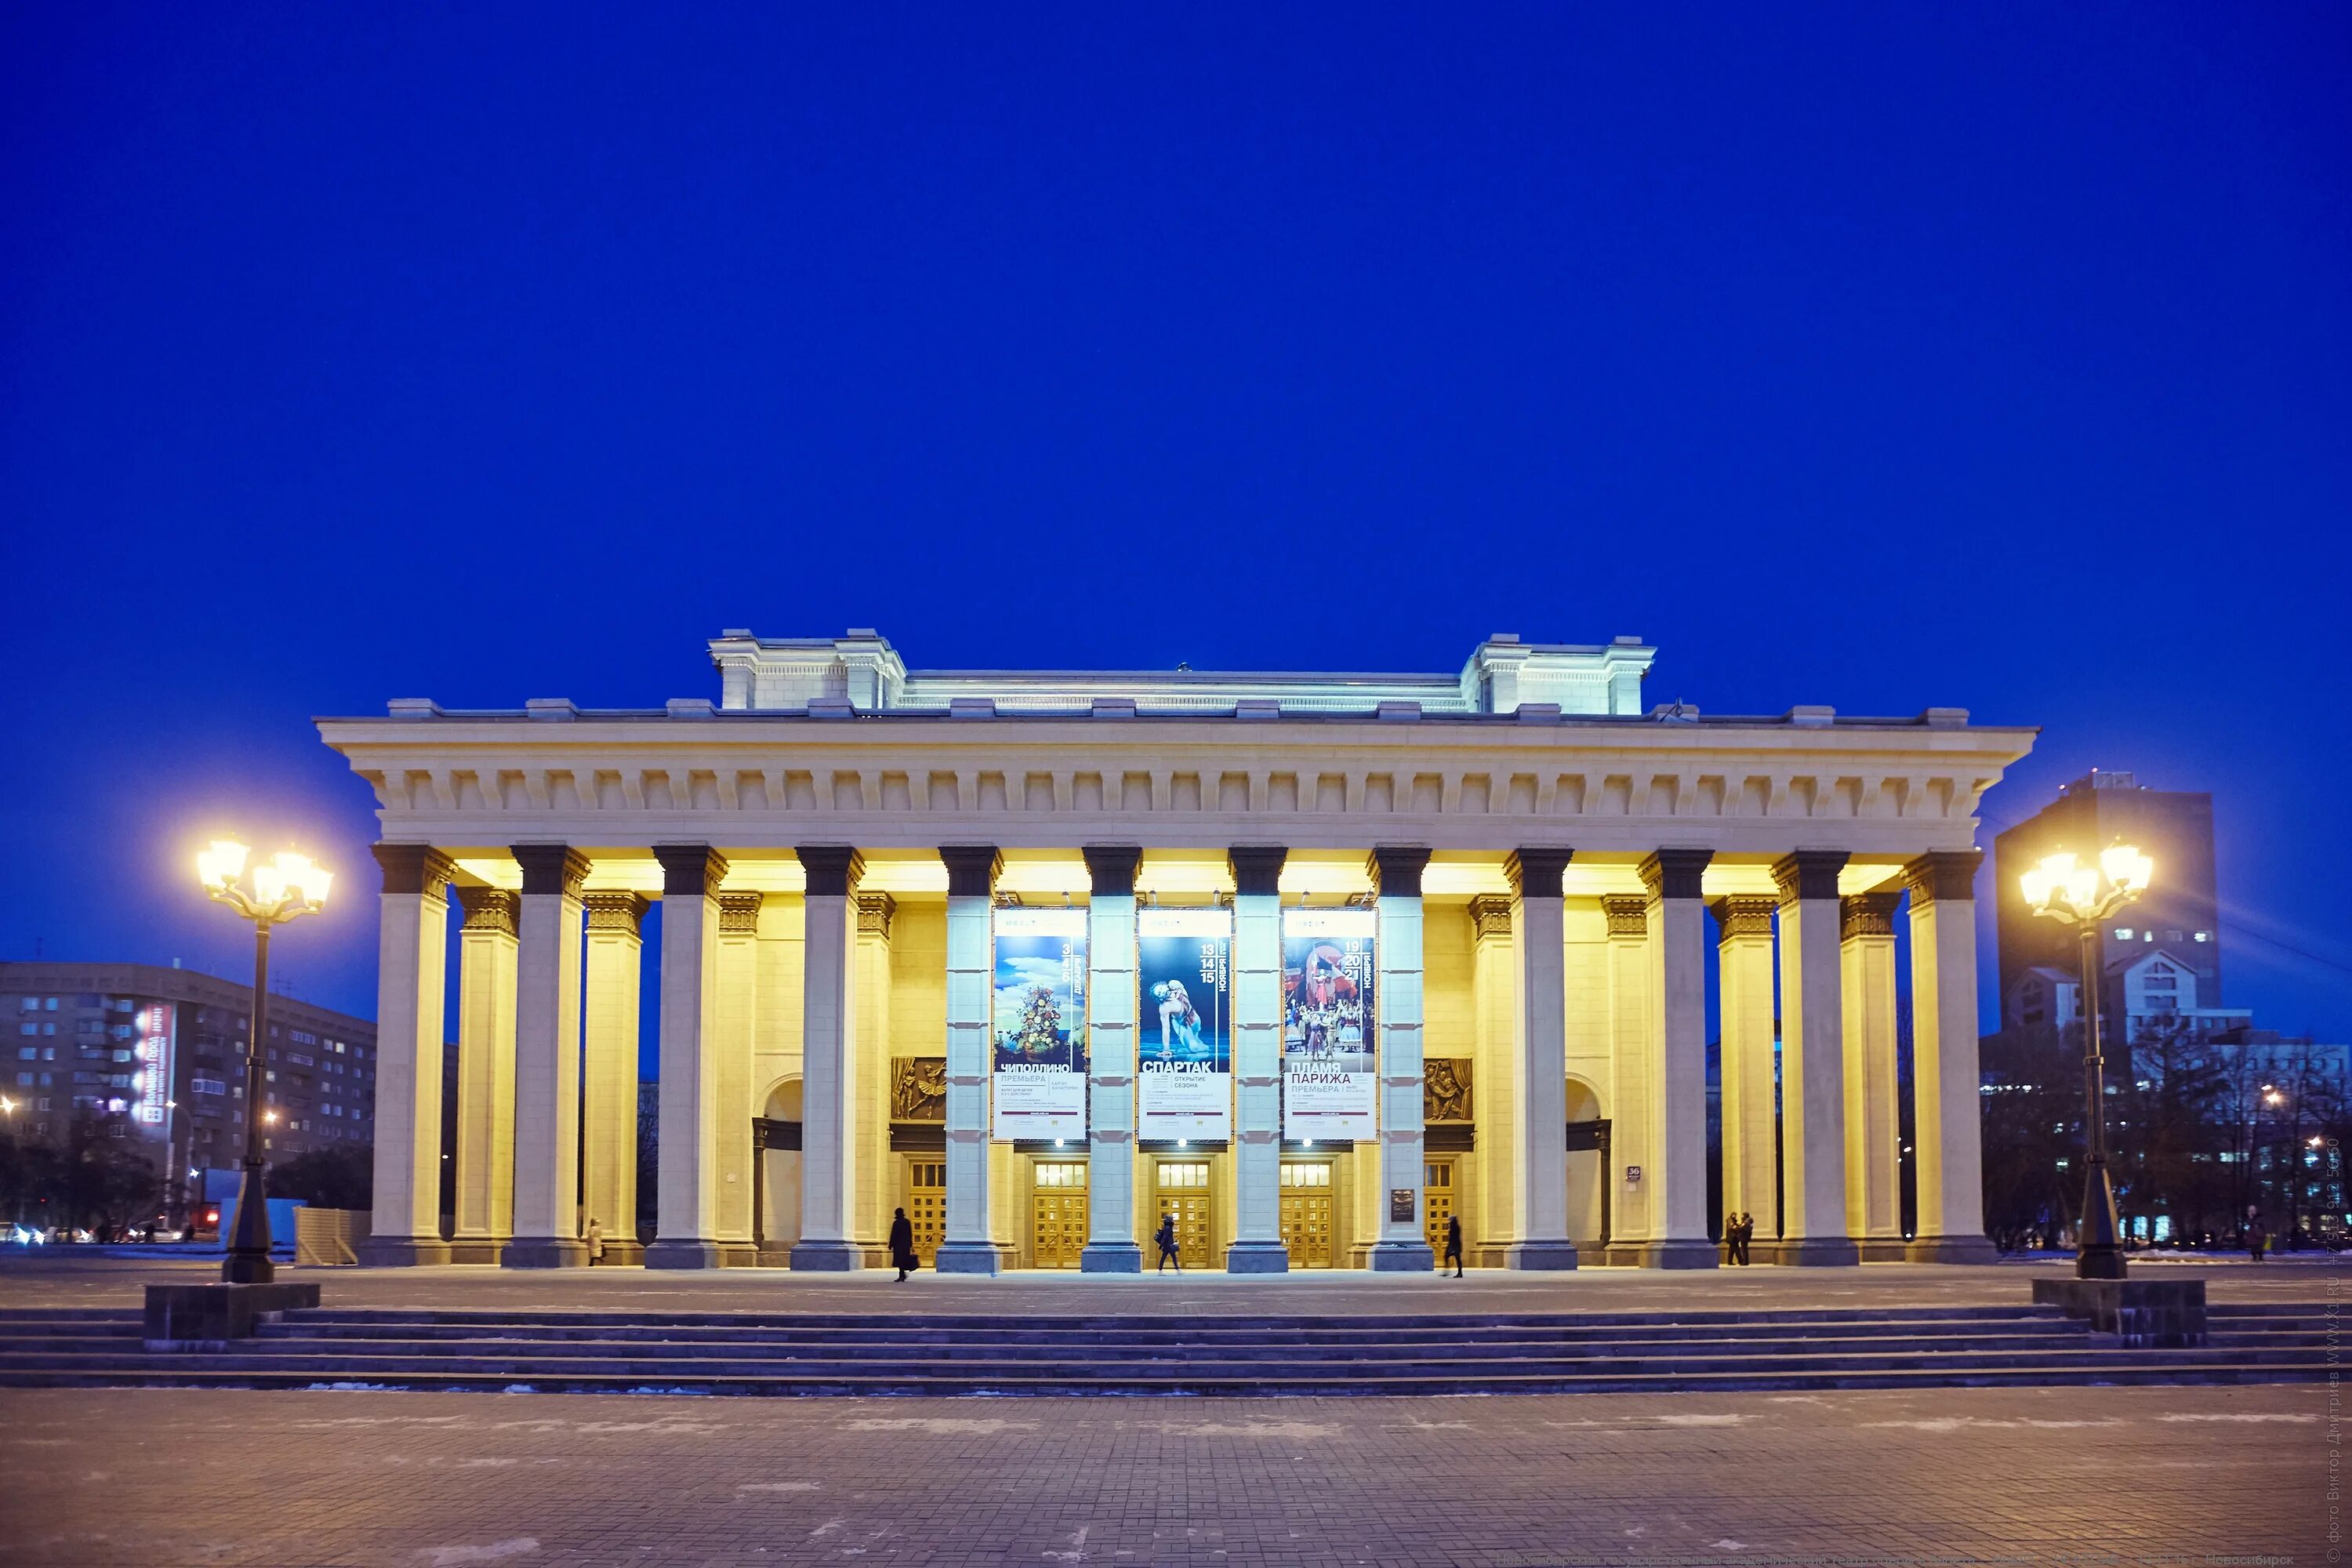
top-left (2115, 928), bottom-right (2133, 941)
top-left (2194, 931), bottom-right (2210, 942)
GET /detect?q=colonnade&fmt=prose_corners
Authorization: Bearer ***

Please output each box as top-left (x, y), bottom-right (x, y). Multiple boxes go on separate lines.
top-left (361, 840), bottom-right (1993, 1271)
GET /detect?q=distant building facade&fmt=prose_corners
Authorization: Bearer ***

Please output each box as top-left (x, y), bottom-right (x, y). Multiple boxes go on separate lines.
top-left (0, 962), bottom-right (379, 1177)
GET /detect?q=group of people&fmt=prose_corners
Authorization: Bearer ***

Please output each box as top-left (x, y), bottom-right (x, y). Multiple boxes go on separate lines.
top-left (1722, 1210), bottom-right (1758, 1265)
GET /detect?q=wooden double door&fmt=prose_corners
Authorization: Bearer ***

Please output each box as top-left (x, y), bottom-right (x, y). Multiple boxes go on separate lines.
top-left (1279, 1160), bottom-right (1334, 1268)
top-left (1031, 1160), bottom-right (1087, 1269)
top-left (1153, 1160), bottom-right (1211, 1268)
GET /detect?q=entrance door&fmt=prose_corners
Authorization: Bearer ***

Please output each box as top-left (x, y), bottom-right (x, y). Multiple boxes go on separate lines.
top-left (1425, 1160), bottom-right (1457, 1260)
top-left (1031, 1160), bottom-right (1087, 1269)
top-left (1154, 1161), bottom-right (1211, 1268)
top-left (905, 1160), bottom-right (946, 1265)
top-left (1279, 1161), bottom-right (1333, 1268)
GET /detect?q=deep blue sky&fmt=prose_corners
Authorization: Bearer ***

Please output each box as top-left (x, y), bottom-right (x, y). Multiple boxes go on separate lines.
top-left (4, 5), bottom-right (2347, 1044)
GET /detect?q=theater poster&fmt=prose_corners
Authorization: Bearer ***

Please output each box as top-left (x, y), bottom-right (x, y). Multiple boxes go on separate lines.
top-left (1281, 907), bottom-right (1377, 1140)
top-left (991, 908), bottom-right (1088, 1141)
top-left (1137, 908), bottom-right (1232, 1142)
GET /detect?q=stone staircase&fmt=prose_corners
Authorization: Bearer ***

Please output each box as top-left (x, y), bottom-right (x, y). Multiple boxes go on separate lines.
top-left (0, 1301), bottom-right (2325, 1396)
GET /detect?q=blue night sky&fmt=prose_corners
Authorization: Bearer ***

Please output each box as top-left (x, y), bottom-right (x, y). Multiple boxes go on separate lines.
top-left (4, 6), bottom-right (2347, 1049)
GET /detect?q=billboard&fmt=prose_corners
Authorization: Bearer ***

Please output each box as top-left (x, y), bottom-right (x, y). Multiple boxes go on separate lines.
top-left (132, 1004), bottom-right (174, 1125)
top-left (991, 908), bottom-right (1088, 1141)
top-left (1281, 908), bottom-right (1377, 1140)
top-left (1137, 908), bottom-right (1232, 1142)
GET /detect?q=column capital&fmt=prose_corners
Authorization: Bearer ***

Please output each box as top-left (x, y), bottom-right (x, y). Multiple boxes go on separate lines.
top-left (938, 844), bottom-right (1003, 898)
top-left (1227, 844), bottom-right (1288, 898)
top-left (1639, 848), bottom-right (1712, 901)
top-left (655, 843), bottom-right (731, 898)
top-left (512, 844), bottom-right (591, 898)
top-left (455, 884), bottom-right (518, 936)
top-left (1711, 895), bottom-right (1777, 942)
top-left (1468, 895), bottom-right (1513, 940)
top-left (1599, 894), bottom-right (1649, 938)
top-left (793, 844), bottom-right (862, 897)
top-left (719, 891), bottom-right (766, 935)
top-left (1081, 844), bottom-right (1142, 895)
top-left (1904, 849), bottom-right (1982, 906)
top-left (1842, 890), bottom-right (1904, 941)
top-left (583, 891), bottom-right (648, 935)
top-left (1771, 849), bottom-right (1849, 905)
top-left (373, 843), bottom-right (456, 898)
top-left (1504, 847), bottom-right (1574, 898)
top-left (856, 891), bottom-right (896, 940)
top-left (1367, 844), bottom-right (1432, 898)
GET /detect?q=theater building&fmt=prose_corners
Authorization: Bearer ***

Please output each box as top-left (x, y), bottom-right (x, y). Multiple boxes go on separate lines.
top-left (320, 629), bottom-right (2032, 1272)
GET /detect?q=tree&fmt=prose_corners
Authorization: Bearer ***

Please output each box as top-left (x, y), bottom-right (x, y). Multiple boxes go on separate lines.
top-left (2119, 1019), bottom-right (2232, 1241)
top-left (57, 1112), bottom-right (161, 1237)
top-left (268, 1144), bottom-right (371, 1210)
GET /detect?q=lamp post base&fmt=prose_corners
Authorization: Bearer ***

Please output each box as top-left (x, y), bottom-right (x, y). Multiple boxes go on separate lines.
top-left (2075, 1244), bottom-right (2129, 1280)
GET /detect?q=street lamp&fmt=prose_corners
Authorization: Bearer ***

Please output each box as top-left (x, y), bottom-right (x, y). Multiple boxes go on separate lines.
top-left (196, 840), bottom-right (332, 1284)
top-left (2021, 842), bottom-right (2154, 1280)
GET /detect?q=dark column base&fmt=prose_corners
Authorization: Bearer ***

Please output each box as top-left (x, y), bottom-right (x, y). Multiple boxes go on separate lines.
top-left (789, 1239), bottom-right (866, 1271)
top-left (445, 1239), bottom-right (506, 1265)
top-left (593, 1239), bottom-right (647, 1268)
top-left (1504, 1240), bottom-right (1580, 1271)
top-left (1904, 1234), bottom-right (1998, 1265)
top-left (933, 1241), bottom-right (1008, 1276)
top-left (144, 1282), bottom-right (321, 1351)
top-left (1367, 1241), bottom-right (1436, 1272)
top-left (1080, 1243), bottom-right (1143, 1273)
top-left (1633, 1239), bottom-right (1719, 1269)
top-left (646, 1239), bottom-right (760, 1270)
top-left (356, 1237), bottom-right (451, 1267)
top-left (501, 1238), bottom-right (590, 1269)
top-left (2032, 1277), bottom-right (2206, 1346)
top-left (1224, 1240), bottom-right (1290, 1275)
top-left (1768, 1236), bottom-right (1861, 1266)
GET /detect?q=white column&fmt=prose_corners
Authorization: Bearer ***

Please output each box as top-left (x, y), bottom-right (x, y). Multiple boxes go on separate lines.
top-left (1369, 846), bottom-right (1434, 1269)
top-left (1842, 891), bottom-right (1904, 1258)
top-left (582, 893), bottom-right (645, 1265)
top-left (853, 894), bottom-right (895, 1263)
top-left (449, 886), bottom-right (517, 1265)
top-left (937, 847), bottom-right (1005, 1273)
top-left (1227, 845), bottom-right (1289, 1272)
top-left (1905, 851), bottom-right (1998, 1261)
top-left (1713, 896), bottom-right (1780, 1247)
top-left (1637, 849), bottom-right (1717, 1269)
top-left (504, 845), bottom-right (589, 1267)
top-left (1773, 850), bottom-right (1859, 1265)
top-left (647, 844), bottom-right (735, 1268)
top-left (360, 844), bottom-right (454, 1265)
top-left (793, 844), bottom-right (863, 1269)
top-left (1470, 896), bottom-right (1518, 1264)
top-left (1505, 849), bottom-right (1577, 1269)
top-left (1080, 844), bottom-right (1143, 1272)
top-left (1601, 895), bottom-right (1652, 1261)
top-left (716, 892), bottom-right (764, 1254)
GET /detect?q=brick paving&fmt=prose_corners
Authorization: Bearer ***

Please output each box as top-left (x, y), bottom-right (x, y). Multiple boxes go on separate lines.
top-left (0, 1382), bottom-right (2329, 1566)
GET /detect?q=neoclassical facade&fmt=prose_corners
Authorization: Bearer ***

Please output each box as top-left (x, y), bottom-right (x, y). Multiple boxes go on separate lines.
top-left (325, 630), bottom-right (2031, 1272)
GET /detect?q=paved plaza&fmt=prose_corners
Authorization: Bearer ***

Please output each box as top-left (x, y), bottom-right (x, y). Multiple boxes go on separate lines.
top-left (0, 1381), bottom-right (2330, 1566)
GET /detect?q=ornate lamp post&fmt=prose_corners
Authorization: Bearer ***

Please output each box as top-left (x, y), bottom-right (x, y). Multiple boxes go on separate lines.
top-left (2020, 842), bottom-right (2154, 1280)
top-left (196, 840), bottom-right (332, 1284)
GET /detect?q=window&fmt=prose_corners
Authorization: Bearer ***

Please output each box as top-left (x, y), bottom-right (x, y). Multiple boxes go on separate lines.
top-left (289, 1052), bottom-right (313, 1066)
top-left (35, 1099), bottom-right (51, 1112)
top-left (16, 998), bottom-right (33, 1012)
top-left (18, 1024), bottom-right (32, 1037)
top-left (42, 1023), bottom-right (54, 1036)
top-left (111, 1048), bottom-right (133, 1062)
top-left (1279, 1163), bottom-right (1331, 1187)
top-left (43, 998), bottom-right (56, 1011)
top-left (2115, 928), bottom-right (2133, 940)
top-left (14, 1073), bottom-right (30, 1087)
top-left (2194, 931), bottom-right (2211, 942)
top-left (192, 1078), bottom-right (225, 1096)
top-left (15, 1047), bottom-right (32, 1061)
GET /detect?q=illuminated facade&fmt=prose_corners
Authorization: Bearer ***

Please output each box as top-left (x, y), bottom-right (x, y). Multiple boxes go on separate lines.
top-left (320, 630), bottom-right (2031, 1272)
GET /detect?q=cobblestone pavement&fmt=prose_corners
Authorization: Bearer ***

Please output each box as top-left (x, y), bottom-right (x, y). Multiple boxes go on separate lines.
top-left (0, 1251), bottom-right (2336, 1316)
top-left (0, 1383), bottom-right (2328, 1566)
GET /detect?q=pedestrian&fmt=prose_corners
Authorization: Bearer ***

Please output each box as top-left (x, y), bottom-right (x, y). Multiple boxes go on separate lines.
top-left (1155, 1213), bottom-right (1181, 1272)
top-left (889, 1207), bottom-right (916, 1282)
top-left (2249, 1223), bottom-right (2267, 1264)
top-left (1730, 1211), bottom-right (1753, 1266)
top-left (584, 1216), bottom-right (605, 1265)
top-left (1443, 1214), bottom-right (1464, 1278)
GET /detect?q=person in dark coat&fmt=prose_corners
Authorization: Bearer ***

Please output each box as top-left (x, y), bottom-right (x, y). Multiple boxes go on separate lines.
top-left (1727, 1212), bottom-right (1752, 1266)
top-left (1155, 1214), bottom-right (1182, 1272)
top-left (889, 1207), bottom-right (916, 1282)
top-left (1443, 1214), bottom-right (1465, 1277)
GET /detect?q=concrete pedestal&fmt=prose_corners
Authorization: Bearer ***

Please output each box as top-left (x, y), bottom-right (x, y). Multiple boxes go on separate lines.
top-left (1504, 1240), bottom-right (1580, 1270)
top-left (2032, 1276), bottom-right (2207, 1347)
top-left (144, 1282), bottom-right (321, 1351)
top-left (356, 1238), bottom-right (450, 1267)
top-left (502, 1238), bottom-right (590, 1269)
top-left (789, 1238), bottom-right (865, 1271)
top-left (1367, 1241), bottom-right (1436, 1272)
top-left (1633, 1239), bottom-right (1719, 1269)
top-left (594, 1240), bottom-right (647, 1268)
top-left (1906, 1234), bottom-right (1999, 1265)
top-left (1769, 1236), bottom-right (1860, 1266)
top-left (932, 1240), bottom-right (1008, 1276)
top-left (646, 1239), bottom-right (757, 1269)
top-left (445, 1240), bottom-right (506, 1266)
top-left (1223, 1240), bottom-right (1290, 1275)
top-left (1080, 1243), bottom-right (1144, 1273)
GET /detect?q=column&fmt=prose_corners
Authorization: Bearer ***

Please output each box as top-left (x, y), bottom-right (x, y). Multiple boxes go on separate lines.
top-left (1638, 849), bottom-right (1717, 1268)
top-left (854, 894), bottom-right (895, 1264)
top-left (1080, 844), bottom-right (1143, 1272)
top-left (1905, 851), bottom-right (1998, 1262)
top-left (359, 844), bottom-right (455, 1265)
top-left (1773, 850), bottom-right (1859, 1265)
top-left (1505, 848), bottom-right (1577, 1269)
top-left (1712, 896), bottom-right (1780, 1248)
top-left (716, 892), bottom-right (764, 1254)
top-left (1227, 844), bottom-right (1289, 1272)
top-left (1842, 891), bottom-right (1904, 1258)
top-left (793, 844), bottom-right (863, 1269)
top-left (449, 886), bottom-right (517, 1265)
top-left (1600, 895), bottom-right (1650, 1263)
top-left (504, 845), bottom-right (590, 1267)
top-left (937, 846), bottom-right (1005, 1273)
top-left (1368, 845), bottom-right (1435, 1270)
top-left (647, 844), bottom-right (733, 1269)
top-left (1469, 895), bottom-right (1517, 1265)
top-left (582, 893), bottom-right (646, 1265)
